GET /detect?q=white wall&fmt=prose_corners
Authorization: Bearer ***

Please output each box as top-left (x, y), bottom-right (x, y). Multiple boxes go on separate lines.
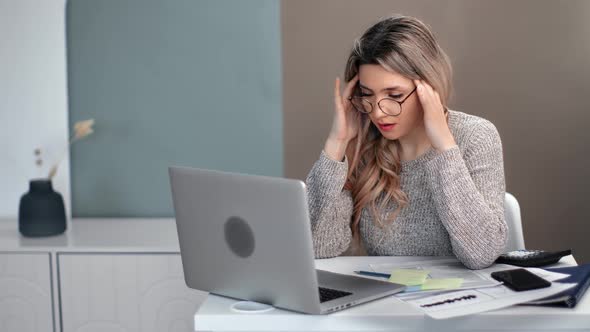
top-left (0, 0), bottom-right (70, 218)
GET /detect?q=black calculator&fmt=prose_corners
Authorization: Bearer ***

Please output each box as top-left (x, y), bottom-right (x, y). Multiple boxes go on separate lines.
top-left (495, 249), bottom-right (572, 267)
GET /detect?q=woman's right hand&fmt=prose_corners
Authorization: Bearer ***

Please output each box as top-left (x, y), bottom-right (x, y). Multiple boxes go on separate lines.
top-left (324, 75), bottom-right (360, 161)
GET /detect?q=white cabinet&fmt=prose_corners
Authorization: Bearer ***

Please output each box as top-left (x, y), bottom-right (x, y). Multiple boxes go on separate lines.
top-left (0, 253), bottom-right (54, 332)
top-left (58, 253), bottom-right (207, 332)
top-left (0, 219), bottom-right (205, 332)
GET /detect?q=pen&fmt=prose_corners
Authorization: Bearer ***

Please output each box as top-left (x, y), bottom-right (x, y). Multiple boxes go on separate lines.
top-left (354, 270), bottom-right (391, 278)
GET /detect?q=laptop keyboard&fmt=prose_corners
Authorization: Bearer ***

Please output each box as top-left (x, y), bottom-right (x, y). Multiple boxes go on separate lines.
top-left (318, 287), bottom-right (352, 303)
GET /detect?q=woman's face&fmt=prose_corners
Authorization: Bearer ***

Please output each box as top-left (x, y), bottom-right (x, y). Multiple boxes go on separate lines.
top-left (357, 64), bottom-right (422, 140)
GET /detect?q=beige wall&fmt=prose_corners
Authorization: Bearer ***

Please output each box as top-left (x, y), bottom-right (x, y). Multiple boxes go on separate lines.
top-left (282, 0), bottom-right (590, 263)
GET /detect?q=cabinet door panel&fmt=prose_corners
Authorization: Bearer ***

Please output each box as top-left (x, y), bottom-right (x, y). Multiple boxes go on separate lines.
top-left (0, 253), bottom-right (53, 332)
top-left (59, 254), bottom-right (207, 332)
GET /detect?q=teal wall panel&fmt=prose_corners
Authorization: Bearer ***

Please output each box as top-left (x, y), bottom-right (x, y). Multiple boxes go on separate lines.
top-left (66, 0), bottom-right (282, 217)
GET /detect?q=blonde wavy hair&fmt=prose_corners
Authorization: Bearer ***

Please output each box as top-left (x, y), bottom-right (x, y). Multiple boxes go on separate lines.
top-left (343, 15), bottom-right (454, 245)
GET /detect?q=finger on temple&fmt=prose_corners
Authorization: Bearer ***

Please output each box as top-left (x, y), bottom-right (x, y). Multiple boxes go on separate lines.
top-left (334, 77), bottom-right (341, 99)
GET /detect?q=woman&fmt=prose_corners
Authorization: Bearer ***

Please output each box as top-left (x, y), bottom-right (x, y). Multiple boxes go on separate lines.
top-left (305, 14), bottom-right (507, 269)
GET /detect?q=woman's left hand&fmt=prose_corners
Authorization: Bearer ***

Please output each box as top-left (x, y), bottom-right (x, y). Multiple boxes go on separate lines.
top-left (413, 80), bottom-right (457, 151)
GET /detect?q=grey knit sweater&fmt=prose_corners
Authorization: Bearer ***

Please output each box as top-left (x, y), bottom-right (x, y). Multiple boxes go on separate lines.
top-left (305, 110), bottom-right (508, 269)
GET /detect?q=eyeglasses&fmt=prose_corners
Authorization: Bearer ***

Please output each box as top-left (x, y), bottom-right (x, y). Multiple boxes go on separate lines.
top-left (348, 86), bottom-right (417, 116)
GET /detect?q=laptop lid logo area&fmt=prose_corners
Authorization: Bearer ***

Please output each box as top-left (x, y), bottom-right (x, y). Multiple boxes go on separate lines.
top-left (224, 216), bottom-right (255, 258)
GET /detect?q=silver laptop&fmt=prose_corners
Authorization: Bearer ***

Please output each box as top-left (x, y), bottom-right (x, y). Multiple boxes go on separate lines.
top-left (169, 166), bottom-right (405, 314)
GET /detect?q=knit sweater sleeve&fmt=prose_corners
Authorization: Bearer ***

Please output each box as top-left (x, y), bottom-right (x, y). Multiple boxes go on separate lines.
top-left (424, 120), bottom-right (508, 269)
top-left (304, 150), bottom-right (353, 258)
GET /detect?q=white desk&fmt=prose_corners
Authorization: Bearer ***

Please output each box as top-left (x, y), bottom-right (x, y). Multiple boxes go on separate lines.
top-left (194, 256), bottom-right (590, 331)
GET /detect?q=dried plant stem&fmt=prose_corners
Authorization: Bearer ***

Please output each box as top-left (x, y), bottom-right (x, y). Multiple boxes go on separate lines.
top-left (47, 119), bottom-right (95, 180)
top-left (48, 135), bottom-right (82, 179)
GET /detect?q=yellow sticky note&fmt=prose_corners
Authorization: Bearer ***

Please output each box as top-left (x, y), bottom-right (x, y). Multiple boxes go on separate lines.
top-left (389, 269), bottom-right (430, 286)
top-left (421, 278), bottom-right (463, 290)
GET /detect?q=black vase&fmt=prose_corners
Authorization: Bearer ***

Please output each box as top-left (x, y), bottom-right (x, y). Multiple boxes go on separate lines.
top-left (18, 179), bottom-right (67, 237)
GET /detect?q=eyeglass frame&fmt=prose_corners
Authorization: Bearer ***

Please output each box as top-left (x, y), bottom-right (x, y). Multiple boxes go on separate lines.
top-left (347, 85), bottom-right (418, 116)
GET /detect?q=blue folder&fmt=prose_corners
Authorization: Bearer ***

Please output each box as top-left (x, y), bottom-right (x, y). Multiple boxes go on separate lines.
top-left (524, 263), bottom-right (590, 308)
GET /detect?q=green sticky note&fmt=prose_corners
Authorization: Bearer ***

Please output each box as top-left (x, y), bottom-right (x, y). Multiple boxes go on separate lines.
top-left (389, 269), bottom-right (430, 286)
top-left (421, 278), bottom-right (464, 290)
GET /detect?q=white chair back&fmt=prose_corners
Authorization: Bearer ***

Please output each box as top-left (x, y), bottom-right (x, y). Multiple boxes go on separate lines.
top-left (504, 192), bottom-right (525, 251)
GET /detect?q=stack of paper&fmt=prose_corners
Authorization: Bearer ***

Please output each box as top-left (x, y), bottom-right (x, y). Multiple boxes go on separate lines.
top-left (368, 259), bottom-right (575, 319)
top-left (406, 282), bottom-right (575, 319)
